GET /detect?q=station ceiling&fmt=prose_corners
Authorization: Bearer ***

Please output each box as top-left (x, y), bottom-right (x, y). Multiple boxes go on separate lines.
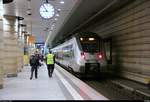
top-left (3, 0), bottom-right (132, 47)
top-left (51, 0), bottom-right (132, 47)
top-left (3, 0), bottom-right (78, 44)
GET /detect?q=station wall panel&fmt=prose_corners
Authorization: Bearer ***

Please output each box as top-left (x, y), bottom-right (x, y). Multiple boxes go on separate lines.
top-left (0, 0), bottom-right (3, 88)
top-left (92, 0), bottom-right (150, 84)
top-left (0, 29), bottom-right (3, 88)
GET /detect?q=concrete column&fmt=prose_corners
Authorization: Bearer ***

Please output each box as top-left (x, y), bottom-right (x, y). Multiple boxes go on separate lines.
top-left (0, 27), bottom-right (3, 88)
top-left (20, 25), bottom-right (26, 67)
top-left (3, 15), bottom-right (18, 77)
top-left (17, 20), bottom-right (24, 72)
top-left (0, 0), bottom-right (3, 89)
top-left (20, 42), bottom-right (24, 69)
top-left (17, 39), bottom-right (24, 72)
top-left (23, 26), bottom-right (30, 66)
top-left (17, 40), bottom-right (22, 72)
top-left (0, 25), bottom-right (3, 88)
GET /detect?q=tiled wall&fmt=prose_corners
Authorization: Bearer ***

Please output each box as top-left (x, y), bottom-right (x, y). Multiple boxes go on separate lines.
top-left (0, 0), bottom-right (3, 88)
top-left (92, 0), bottom-right (150, 84)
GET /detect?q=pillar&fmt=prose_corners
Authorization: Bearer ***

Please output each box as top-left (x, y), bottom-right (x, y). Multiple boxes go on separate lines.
top-left (20, 25), bottom-right (26, 67)
top-left (17, 18), bottom-right (24, 72)
top-left (24, 27), bottom-right (30, 65)
top-left (17, 39), bottom-right (24, 72)
top-left (17, 40), bottom-right (22, 72)
top-left (3, 15), bottom-right (18, 77)
top-left (0, 0), bottom-right (3, 89)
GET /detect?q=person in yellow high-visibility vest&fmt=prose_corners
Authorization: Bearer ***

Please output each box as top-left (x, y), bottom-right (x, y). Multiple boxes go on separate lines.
top-left (46, 50), bottom-right (55, 77)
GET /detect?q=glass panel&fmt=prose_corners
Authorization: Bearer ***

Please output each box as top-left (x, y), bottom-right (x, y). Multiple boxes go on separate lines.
top-left (80, 37), bottom-right (100, 53)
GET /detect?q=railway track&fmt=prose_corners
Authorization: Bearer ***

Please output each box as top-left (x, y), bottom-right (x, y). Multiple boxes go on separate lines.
top-left (81, 77), bottom-right (132, 100)
top-left (82, 77), bottom-right (150, 100)
top-left (57, 63), bottom-right (150, 100)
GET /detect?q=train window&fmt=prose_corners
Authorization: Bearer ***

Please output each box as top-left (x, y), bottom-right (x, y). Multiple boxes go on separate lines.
top-left (104, 37), bottom-right (112, 64)
top-left (80, 37), bottom-right (100, 53)
top-left (57, 50), bottom-right (63, 60)
top-left (62, 44), bottom-right (74, 60)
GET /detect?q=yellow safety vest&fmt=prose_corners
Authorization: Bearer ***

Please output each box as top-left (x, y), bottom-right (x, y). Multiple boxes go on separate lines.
top-left (47, 54), bottom-right (54, 64)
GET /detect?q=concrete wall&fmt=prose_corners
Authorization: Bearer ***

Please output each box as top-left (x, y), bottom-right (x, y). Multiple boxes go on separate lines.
top-left (0, 0), bottom-right (3, 88)
top-left (3, 16), bottom-right (18, 77)
top-left (92, 0), bottom-right (150, 84)
top-left (0, 20), bottom-right (3, 88)
top-left (17, 41), bottom-right (24, 72)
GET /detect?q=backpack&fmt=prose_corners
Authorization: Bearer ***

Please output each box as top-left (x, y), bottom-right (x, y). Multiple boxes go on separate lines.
top-left (30, 56), bottom-right (37, 65)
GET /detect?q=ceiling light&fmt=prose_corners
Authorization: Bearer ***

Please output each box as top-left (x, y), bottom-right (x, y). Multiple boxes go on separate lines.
top-left (56, 14), bottom-right (59, 17)
top-left (27, 0), bottom-right (32, 15)
top-left (26, 9), bottom-right (32, 15)
top-left (57, 9), bottom-right (61, 12)
top-left (51, 27), bottom-right (54, 30)
top-left (60, 1), bottom-right (64, 4)
top-left (57, 9), bottom-right (61, 11)
top-left (54, 18), bottom-right (58, 21)
top-left (51, 24), bottom-right (55, 29)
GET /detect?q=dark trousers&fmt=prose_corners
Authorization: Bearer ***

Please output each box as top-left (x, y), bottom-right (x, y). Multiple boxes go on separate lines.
top-left (30, 66), bottom-right (38, 79)
top-left (47, 64), bottom-right (54, 77)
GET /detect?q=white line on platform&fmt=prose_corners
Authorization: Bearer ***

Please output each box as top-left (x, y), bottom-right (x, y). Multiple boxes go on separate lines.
top-left (55, 69), bottom-right (84, 100)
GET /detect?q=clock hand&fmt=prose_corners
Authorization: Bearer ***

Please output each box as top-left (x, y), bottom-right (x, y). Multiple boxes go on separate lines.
top-left (43, 4), bottom-right (48, 12)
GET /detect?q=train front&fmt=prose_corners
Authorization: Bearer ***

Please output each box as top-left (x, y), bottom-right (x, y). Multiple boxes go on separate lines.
top-left (77, 33), bottom-right (107, 75)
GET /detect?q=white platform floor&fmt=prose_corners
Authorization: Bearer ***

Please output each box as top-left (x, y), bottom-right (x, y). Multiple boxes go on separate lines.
top-left (0, 63), bottom-right (108, 100)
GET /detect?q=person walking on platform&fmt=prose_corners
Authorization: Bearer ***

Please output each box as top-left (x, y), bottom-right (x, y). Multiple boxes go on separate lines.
top-left (29, 54), bottom-right (40, 80)
top-left (46, 50), bottom-right (55, 77)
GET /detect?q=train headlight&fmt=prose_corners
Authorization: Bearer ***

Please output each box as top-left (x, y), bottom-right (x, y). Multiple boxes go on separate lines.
top-left (80, 38), bottom-right (83, 41)
top-left (97, 52), bottom-right (103, 60)
top-left (81, 52), bottom-right (86, 60)
top-left (98, 54), bottom-right (102, 59)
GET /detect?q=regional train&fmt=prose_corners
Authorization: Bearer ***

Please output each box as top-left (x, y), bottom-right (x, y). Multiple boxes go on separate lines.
top-left (51, 32), bottom-right (107, 76)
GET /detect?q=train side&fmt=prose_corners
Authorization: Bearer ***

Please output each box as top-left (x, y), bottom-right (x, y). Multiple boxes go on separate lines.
top-left (51, 32), bottom-right (107, 75)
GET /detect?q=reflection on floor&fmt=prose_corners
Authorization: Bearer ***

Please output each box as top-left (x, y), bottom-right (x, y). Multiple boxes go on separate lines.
top-left (0, 64), bottom-right (66, 100)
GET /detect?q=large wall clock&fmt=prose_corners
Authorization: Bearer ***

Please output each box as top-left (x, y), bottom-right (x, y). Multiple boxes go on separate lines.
top-left (40, 3), bottom-right (55, 19)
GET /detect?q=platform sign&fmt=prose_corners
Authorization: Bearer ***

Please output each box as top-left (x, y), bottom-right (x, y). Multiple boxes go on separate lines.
top-left (28, 35), bottom-right (36, 44)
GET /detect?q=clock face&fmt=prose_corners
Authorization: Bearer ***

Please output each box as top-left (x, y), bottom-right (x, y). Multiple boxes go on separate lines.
top-left (40, 3), bottom-right (55, 19)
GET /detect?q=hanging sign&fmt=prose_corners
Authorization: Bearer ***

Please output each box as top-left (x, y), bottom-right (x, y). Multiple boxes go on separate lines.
top-left (28, 35), bottom-right (35, 44)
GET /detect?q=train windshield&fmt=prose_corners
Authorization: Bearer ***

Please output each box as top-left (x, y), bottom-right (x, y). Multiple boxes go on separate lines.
top-left (79, 36), bottom-right (100, 53)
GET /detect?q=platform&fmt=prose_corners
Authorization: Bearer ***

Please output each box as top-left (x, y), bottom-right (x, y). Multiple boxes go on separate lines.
top-left (0, 63), bottom-right (108, 100)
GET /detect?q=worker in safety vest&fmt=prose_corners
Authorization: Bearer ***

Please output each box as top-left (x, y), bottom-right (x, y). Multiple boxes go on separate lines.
top-left (46, 50), bottom-right (55, 77)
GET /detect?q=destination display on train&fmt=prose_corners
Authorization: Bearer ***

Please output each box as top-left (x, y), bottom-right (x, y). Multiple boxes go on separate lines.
top-left (80, 37), bottom-right (97, 43)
